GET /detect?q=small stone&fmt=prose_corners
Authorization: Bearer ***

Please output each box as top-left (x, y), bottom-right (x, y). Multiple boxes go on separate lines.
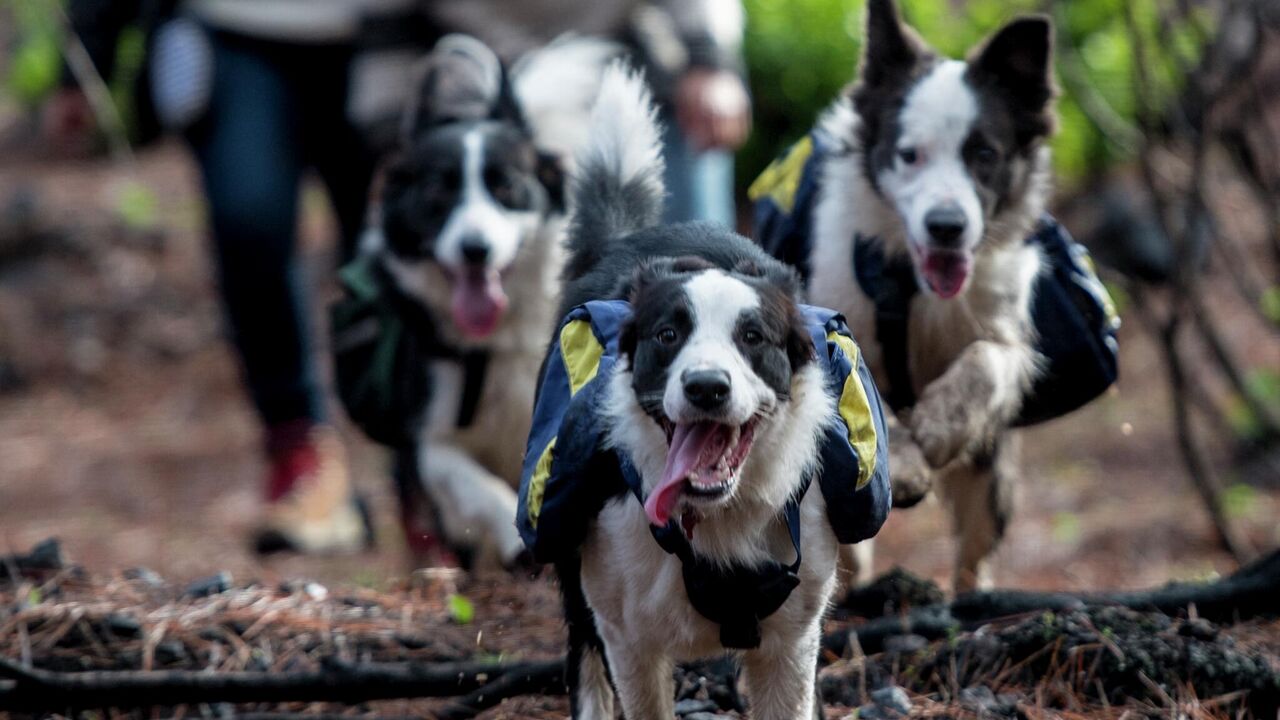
top-left (870, 685), bottom-right (912, 715)
top-left (104, 613), bottom-right (142, 638)
top-left (154, 640), bottom-right (188, 665)
top-left (675, 698), bottom-right (718, 715)
top-left (882, 633), bottom-right (929, 655)
top-left (123, 567), bottom-right (164, 587)
top-left (184, 571), bottom-right (232, 598)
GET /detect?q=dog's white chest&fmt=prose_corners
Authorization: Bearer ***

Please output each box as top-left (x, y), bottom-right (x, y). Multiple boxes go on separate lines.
top-left (579, 488), bottom-right (839, 660)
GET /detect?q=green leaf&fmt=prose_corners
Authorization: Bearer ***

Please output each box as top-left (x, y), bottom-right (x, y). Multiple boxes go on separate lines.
top-left (447, 593), bottom-right (475, 625)
top-left (115, 181), bottom-right (158, 230)
top-left (26, 587), bottom-right (42, 606)
top-left (1222, 483), bottom-right (1258, 521)
top-left (1260, 286), bottom-right (1280, 325)
top-left (1051, 512), bottom-right (1082, 544)
top-left (7, 33), bottom-right (61, 104)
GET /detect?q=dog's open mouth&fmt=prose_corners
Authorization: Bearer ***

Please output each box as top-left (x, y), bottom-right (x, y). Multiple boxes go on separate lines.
top-left (920, 249), bottom-right (971, 300)
top-left (644, 419), bottom-right (757, 527)
top-left (447, 266), bottom-right (509, 338)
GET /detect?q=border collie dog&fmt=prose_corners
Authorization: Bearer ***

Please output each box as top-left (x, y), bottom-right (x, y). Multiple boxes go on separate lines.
top-left (553, 65), bottom-right (851, 720)
top-left (370, 35), bottom-right (615, 567)
top-left (802, 0), bottom-right (1056, 590)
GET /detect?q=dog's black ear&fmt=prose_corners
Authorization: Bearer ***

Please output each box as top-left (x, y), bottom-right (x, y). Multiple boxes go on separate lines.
top-left (401, 34), bottom-right (503, 140)
top-left (670, 256), bottom-right (717, 274)
top-left (755, 261), bottom-right (804, 303)
top-left (619, 317), bottom-right (638, 361)
top-left (786, 311), bottom-right (816, 371)
top-left (860, 0), bottom-right (926, 87)
top-left (537, 151), bottom-right (566, 212)
top-left (490, 65), bottom-right (529, 127)
top-left (968, 16), bottom-right (1057, 140)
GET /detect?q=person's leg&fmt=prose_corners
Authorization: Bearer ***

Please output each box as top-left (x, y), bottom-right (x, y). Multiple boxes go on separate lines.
top-left (188, 34), bottom-right (322, 428)
top-left (658, 104), bottom-right (736, 226)
top-left (187, 32), bottom-right (368, 554)
top-left (295, 44), bottom-right (378, 262)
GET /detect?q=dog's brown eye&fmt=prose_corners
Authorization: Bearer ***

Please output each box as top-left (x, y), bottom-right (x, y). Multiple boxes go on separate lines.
top-left (898, 147), bottom-right (918, 165)
top-left (656, 328), bottom-right (678, 345)
top-left (742, 329), bottom-right (763, 346)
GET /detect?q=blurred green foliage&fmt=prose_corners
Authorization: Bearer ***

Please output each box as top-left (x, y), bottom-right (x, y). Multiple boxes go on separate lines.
top-left (739, 0), bottom-right (1208, 190)
top-left (5, 0), bottom-right (64, 104)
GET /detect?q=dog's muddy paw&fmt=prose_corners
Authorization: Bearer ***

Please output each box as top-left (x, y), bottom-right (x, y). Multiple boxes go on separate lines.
top-left (910, 385), bottom-right (981, 468)
top-left (890, 445), bottom-right (931, 507)
top-left (889, 435), bottom-right (933, 509)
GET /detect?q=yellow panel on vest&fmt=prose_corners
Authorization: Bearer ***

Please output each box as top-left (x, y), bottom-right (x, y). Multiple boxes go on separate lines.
top-left (560, 319), bottom-right (604, 396)
top-left (526, 437), bottom-right (555, 529)
top-left (747, 135), bottom-right (814, 214)
top-left (826, 331), bottom-right (878, 489)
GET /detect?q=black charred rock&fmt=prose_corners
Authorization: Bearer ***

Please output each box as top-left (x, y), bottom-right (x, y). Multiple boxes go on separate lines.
top-left (837, 568), bottom-right (946, 619)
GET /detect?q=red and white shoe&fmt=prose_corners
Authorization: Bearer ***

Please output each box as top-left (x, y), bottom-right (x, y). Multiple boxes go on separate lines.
top-left (252, 422), bottom-right (373, 555)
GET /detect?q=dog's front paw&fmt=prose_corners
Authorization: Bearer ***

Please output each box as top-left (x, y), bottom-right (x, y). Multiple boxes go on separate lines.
top-left (909, 381), bottom-right (986, 468)
top-left (888, 422), bottom-right (932, 508)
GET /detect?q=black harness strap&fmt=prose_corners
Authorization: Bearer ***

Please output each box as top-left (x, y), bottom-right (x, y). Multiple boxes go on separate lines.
top-left (853, 235), bottom-right (919, 412)
top-left (377, 263), bottom-right (492, 431)
top-left (621, 457), bottom-right (807, 650)
top-left (455, 350), bottom-right (490, 428)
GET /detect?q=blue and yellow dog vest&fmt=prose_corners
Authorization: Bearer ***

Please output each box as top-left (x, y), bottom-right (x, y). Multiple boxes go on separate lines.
top-left (749, 131), bottom-right (1120, 426)
top-left (516, 300), bottom-right (891, 648)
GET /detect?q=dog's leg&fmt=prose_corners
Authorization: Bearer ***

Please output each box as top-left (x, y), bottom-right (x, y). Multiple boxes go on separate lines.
top-left (741, 620), bottom-right (822, 720)
top-left (937, 435), bottom-right (1017, 592)
top-left (599, 635), bottom-right (673, 720)
top-left (909, 340), bottom-right (1034, 469)
top-left (418, 444), bottom-right (525, 568)
top-left (558, 557), bottom-right (616, 720)
top-left (835, 541), bottom-right (875, 596)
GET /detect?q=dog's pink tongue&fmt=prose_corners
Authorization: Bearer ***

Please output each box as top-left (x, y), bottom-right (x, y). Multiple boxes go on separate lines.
top-left (451, 268), bottom-right (508, 338)
top-left (644, 422), bottom-right (724, 527)
top-left (922, 251), bottom-right (971, 300)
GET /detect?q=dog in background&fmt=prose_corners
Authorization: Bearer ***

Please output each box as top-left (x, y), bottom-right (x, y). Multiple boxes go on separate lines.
top-left (363, 35), bottom-right (617, 568)
top-left (799, 0), bottom-right (1057, 591)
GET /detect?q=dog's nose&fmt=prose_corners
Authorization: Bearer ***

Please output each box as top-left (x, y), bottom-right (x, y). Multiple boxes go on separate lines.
top-left (459, 236), bottom-right (490, 265)
top-left (683, 369), bottom-right (731, 411)
top-left (925, 206), bottom-right (967, 247)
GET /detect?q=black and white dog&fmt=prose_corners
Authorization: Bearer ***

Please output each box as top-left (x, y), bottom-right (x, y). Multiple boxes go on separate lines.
top-left (799, 0), bottom-right (1057, 590)
top-left (368, 35), bottom-right (616, 567)
top-left (555, 65), bottom-right (847, 720)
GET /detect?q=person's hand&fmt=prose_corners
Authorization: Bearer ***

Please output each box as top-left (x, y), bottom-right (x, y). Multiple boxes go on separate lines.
top-left (42, 87), bottom-right (97, 156)
top-left (673, 67), bottom-right (751, 152)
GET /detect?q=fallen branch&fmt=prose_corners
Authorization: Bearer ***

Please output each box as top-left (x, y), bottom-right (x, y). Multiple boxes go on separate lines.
top-left (825, 547), bottom-right (1280, 656)
top-left (0, 656), bottom-right (564, 713)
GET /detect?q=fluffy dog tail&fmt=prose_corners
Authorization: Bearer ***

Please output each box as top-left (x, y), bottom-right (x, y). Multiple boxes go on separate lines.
top-left (511, 35), bottom-right (623, 163)
top-left (564, 62), bottom-right (666, 280)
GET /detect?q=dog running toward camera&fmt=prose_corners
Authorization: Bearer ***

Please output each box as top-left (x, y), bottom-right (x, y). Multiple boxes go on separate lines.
top-left (517, 65), bottom-right (890, 719)
top-left (753, 0), bottom-right (1059, 592)
top-left (360, 35), bottom-right (617, 568)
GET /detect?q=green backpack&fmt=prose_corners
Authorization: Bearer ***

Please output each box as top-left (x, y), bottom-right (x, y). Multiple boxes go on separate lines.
top-left (329, 255), bottom-right (434, 448)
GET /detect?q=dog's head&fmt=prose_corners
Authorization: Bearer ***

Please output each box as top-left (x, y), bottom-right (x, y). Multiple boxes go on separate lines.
top-left (616, 256), bottom-right (818, 526)
top-left (852, 0), bottom-right (1056, 298)
top-left (381, 35), bottom-right (565, 339)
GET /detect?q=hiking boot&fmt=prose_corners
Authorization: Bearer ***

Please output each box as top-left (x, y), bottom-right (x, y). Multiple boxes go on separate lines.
top-left (252, 421), bottom-right (373, 555)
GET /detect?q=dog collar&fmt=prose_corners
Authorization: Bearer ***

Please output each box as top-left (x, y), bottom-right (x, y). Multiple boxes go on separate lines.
top-left (619, 455), bottom-right (807, 650)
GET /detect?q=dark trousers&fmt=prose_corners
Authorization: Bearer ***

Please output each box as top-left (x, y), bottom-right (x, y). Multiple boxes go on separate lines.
top-left (187, 31), bottom-right (376, 427)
